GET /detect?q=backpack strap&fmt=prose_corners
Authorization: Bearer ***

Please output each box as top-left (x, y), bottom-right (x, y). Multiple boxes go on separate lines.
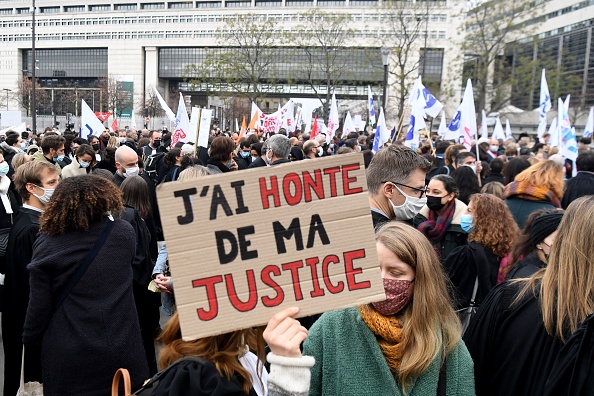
top-left (135, 356), bottom-right (210, 394)
top-left (443, 165), bottom-right (450, 176)
top-left (437, 356), bottom-right (447, 396)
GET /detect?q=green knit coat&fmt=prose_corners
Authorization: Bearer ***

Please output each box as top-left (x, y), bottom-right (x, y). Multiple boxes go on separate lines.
top-left (303, 307), bottom-right (476, 396)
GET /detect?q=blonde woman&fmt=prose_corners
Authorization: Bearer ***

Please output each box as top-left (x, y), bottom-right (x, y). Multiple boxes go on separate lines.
top-left (106, 136), bottom-right (120, 149)
top-left (304, 222), bottom-right (475, 395)
top-left (465, 195), bottom-right (594, 396)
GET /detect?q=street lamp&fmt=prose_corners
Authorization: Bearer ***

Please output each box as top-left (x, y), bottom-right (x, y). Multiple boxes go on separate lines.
top-left (2, 89), bottom-right (9, 110)
top-left (381, 47), bottom-right (392, 110)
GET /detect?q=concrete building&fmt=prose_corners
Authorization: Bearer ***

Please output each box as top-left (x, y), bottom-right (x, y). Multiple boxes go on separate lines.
top-left (0, 0), bottom-right (467, 131)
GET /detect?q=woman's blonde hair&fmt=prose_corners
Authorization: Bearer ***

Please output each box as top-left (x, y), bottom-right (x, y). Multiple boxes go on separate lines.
top-left (178, 165), bottom-right (211, 181)
top-left (158, 313), bottom-right (266, 394)
top-left (107, 136), bottom-right (120, 149)
top-left (516, 196), bottom-right (594, 342)
top-left (514, 159), bottom-right (564, 199)
top-left (375, 222), bottom-right (461, 388)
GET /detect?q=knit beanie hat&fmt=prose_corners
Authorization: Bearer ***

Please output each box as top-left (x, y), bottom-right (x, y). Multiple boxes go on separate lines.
top-left (531, 211), bottom-right (564, 245)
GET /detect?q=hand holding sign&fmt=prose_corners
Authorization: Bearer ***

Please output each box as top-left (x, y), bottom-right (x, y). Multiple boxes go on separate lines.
top-left (263, 307), bottom-right (308, 358)
top-left (156, 154), bottom-right (384, 340)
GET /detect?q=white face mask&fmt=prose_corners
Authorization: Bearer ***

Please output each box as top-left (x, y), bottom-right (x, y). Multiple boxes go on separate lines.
top-left (465, 164), bottom-right (477, 174)
top-left (389, 183), bottom-right (427, 220)
top-left (316, 147), bottom-right (323, 156)
top-left (124, 166), bottom-right (139, 178)
top-left (490, 145), bottom-right (499, 153)
top-left (32, 184), bottom-right (55, 205)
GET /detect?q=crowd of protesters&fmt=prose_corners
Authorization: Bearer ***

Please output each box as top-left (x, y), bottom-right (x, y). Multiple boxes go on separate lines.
top-left (0, 121), bottom-right (593, 395)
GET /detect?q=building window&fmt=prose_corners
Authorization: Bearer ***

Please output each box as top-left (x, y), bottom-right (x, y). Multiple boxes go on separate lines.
top-left (317, 0), bottom-right (346, 5)
top-left (255, 0), bottom-right (281, 6)
top-left (197, 0), bottom-right (221, 6)
top-left (0, 9), bottom-right (13, 15)
top-left (89, 4), bottom-right (112, 11)
top-left (168, 1), bottom-right (193, 7)
top-left (285, 0), bottom-right (313, 5)
top-left (40, 6), bottom-right (61, 13)
top-left (64, 5), bottom-right (86, 12)
top-left (16, 8), bottom-right (31, 14)
top-left (419, 48), bottom-right (444, 84)
top-left (114, 3), bottom-right (138, 10)
top-left (141, 2), bottom-right (166, 9)
top-left (225, 1), bottom-right (250, 6)
top-left (349, 0), bottom-right (377, 6)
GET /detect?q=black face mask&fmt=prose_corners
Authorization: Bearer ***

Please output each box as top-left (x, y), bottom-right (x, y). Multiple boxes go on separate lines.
top-left (426, 195), bottom-right (446, 212)
top-left (153, 140), bottom-right (161, 147)
top-left (92, 143), bottom-right (100, 151)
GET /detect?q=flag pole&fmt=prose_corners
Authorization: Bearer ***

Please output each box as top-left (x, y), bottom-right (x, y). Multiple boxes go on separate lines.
top-left (394, 103), bottom-right (411, 143)
top-left (194, 108), bottom-right (202, 157)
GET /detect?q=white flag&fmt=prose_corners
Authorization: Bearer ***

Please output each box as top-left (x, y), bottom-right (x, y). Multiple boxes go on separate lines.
top-left (548, 117), bottom-right (558, 148)
top-left (481, 109), bottom-right (488, 138)
top-left (584, 107), bottom-right (594, 139)
top-left (559, 97), bottom-right (578, 161)
top-left (460, 79), bottom-right (477, 150)
top-left (371, 107), bottom-right (389, 153)
top-left (445, 110), bottom-right (462, 141)
top-left (368, 86), bottom-right (376, 125)
top-left (563, 95), bottom-right (570, 113)
top-left (189, 107), bottom-right (200, 144)
top-left (537, 69), bottom-right (552, 138)
top-left (281, 100), bottom-right (295, 132)
top-left (505, 119), bottom-right (513, 141)
top-left (153, 86), bottom-right (176, 122)
top-left (404, 100), bottom-right (426, 150)
top-left (437, 111), bottom-right (447, 137)
top-left (171, 93), bottom-right (191, 148)
top-left (342, 111), bottom-right (356, 138)
top-left (80, 99), bottom-right (106, 138)
top-left (327, 93), bottom-right (339, 142)
top-left (492, 117), bottom-right (505, 141)
top-left (410, 76), bottom-right (443, 118)
top-left (130, 113), bottom-right (137, 131)
top-left (198, 109), bottom-right (212, 148)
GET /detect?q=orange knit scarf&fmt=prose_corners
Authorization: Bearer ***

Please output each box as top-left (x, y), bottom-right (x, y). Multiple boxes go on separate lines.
top-left (359, 305), bottom-right (404, 372)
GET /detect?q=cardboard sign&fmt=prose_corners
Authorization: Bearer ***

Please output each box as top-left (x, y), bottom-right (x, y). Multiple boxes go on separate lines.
top-left (157, 154), bottom-right (384, 340)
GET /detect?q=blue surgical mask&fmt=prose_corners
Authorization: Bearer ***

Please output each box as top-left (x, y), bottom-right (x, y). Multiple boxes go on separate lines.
top-left (0, 161), bottom-right (9, 176)
top-left (20, 142), bottom-right (27, 151)
top-left (460, 213), bottom-right (474, 233)
top-left (56, 154), bottom-right (65, 162)
top-left (79, 160), bottom-right (91, 168)
top-left (240, 151), bottom-right (250, 158)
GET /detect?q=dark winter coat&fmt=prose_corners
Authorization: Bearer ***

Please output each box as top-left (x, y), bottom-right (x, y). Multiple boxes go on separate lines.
top-left (505, 198), bottom-right (556, 229)
top-left (561, 171), bottom-right (594, 209)
top-left (2, 207), bottom-right (42, 396)
top-left (22, 218), bottom-right (149, 396)
top-left (482, 172), bottom-right (506, 185)
top-left (505, 252), bottom-right (546, 280)
top-left (444, 241), bottom-right (501, 310)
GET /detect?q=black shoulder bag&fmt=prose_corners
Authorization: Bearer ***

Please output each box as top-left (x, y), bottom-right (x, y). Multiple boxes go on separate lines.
top-left (54, 220), bottom-right (114, 310)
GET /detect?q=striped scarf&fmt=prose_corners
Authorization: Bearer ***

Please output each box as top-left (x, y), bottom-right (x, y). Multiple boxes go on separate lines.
top-left (504, 180), bottom-right (561, 208)
top-left (417, 199), bottom-right (456, 257)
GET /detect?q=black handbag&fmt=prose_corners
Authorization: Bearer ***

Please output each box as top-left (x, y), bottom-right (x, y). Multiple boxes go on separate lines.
top-left (458, 276), bottom-right (479, 335)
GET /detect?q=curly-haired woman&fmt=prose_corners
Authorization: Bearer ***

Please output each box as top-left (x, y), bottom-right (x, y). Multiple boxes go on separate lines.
top-left (22, 175), bottom-right (148, 395)
top-left (504, 160), bottom-right (564, 228)
top-left (444, 193), bottom-right (519, 311)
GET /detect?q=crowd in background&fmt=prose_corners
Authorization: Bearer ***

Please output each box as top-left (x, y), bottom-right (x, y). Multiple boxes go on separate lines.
top-left (0, 121), bottom-right (593, 395)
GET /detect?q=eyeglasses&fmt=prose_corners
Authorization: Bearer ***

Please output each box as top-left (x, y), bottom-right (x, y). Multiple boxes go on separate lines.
top-left (384, 181), bottom-right (428, 198)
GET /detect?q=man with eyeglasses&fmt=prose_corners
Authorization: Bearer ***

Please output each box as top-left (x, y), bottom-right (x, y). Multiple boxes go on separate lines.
top-left (366, 145), bottom-right (432, 228)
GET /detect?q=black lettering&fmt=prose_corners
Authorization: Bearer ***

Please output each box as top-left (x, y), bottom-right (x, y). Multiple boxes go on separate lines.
top-left (174, 188), bottom-right (198, 225)
top-left (210, 185), bottom-right (233, 220)
top-left (306, 214), bottom-right (330, 248)
top-left (231, 180), bottom-right (249, 215)
top-left (238, 226), bottom-right (258, 260)
top-left (273, 218), bottom-right (304, 254)
top-left (215, 230), bottom-right (238, 264)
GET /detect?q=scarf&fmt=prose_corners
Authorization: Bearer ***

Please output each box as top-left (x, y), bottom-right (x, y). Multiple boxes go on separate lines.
top-left (417, 199), bottom-right (456, 257)
top-left (504, 180), bottom-right (561, 208)
top-left (359, 305), bottom-right (404, 372)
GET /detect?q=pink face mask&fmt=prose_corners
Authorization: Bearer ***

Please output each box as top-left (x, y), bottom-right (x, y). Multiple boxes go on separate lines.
top-left (372, 278), bottom-right (414, 316)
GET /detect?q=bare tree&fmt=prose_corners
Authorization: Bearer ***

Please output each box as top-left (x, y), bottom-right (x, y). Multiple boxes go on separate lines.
top-left (97, 76), bottom-right (134, 118)
top-left (12, 77), bottom-right (49, 117)
top-left (380, 1), bottom-right (431, 120)
top-left (293, 10), bottom-right (355, 119)
top-left (460, 0), bottom-right (537, 113)
top-left (187, 14), bottom-right (282, 102)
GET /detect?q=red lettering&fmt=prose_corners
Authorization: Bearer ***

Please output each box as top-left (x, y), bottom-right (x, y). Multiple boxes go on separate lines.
top-left (342, 163), bottom-right (363, 195)
top-left (259, 176), bottom-right (280, 209)
top-left (344, 249), bottom-right (370, 291)
top-left (283, 173), bottom-right (303, 206)
top-left (303, 170), bottom-right (325, 202)
top-left (281, 260), bottom-right (305, 300)
top-left (261, 265), bottom-right (285, 307)
top-left (322, 254), bottom-right (344, 294)
top-left (192, 275), bottom-right (224, 321)
top-left (225, 270), bottom-right (258, 312)
top-left (305, 257), bottom-right (325, 298)
top-left (323, 166), bottom-right (340, 197)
